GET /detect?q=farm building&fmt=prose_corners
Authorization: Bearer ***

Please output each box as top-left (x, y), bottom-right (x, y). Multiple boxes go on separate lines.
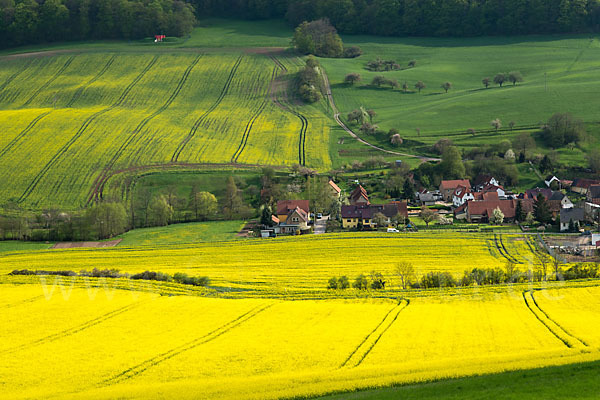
top-left (587, 185), bottom-right (600, 205)
top-left (571, 178), bottom-right (600, 195)
top-left (455, 199), bottom-right (534, 223)
top-left (560, 208), bottom-right (585, 232)
top-left (342, 202), bottom-right (408, 229)
top-left (349, 185), bottom-right (370, 205)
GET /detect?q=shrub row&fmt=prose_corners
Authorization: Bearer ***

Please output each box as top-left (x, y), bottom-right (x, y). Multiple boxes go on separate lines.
top-left (8, 269), bottom-right (210, 287)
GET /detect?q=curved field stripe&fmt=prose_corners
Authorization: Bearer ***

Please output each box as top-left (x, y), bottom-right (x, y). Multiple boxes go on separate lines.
top-left (171, 55), bottom-right (244, 163)
top-left (340, 300), bottom-right (409, 368)
top-left (21, 56), bottom-right (75, 108)
top-left (1, 301), bottom-right (146, 356)
top-left (522, 291), bottom-right (586, 349)
top-left (101, 303), bottom-right (274, 385)
top-left (231, 67), bottom-right (277, 163)
top-left (0, 61), bottom-right (32, 101)
top-left (65, 55), bottom-right (117, 108)
top-left (269, 55), bottom-right (307, 165)
top-left (88, 55), bottom-right (202, 204)
top-left (0, 110), bottom-right (52, 161)
top-left (18, 56), bottom-right (160, 203)
top-left (530, 290), bottom-right (589, 347)
top-left (496, 234), bottom-right (521, 264)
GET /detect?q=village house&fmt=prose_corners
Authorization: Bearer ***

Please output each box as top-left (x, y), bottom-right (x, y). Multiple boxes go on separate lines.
top-left (545, 175), bottom-right (561, 188)
top-left (480, 183), bottom-right (506, 199)
top-left (587, 185), bottom-right (600, 205)
top-left (548, 191), bottom-right (574, 210)
top-left (571, 178), bottom-right (600, 195)
top-left (349, 185), bottom-right (369, 205)
top-left (417, 189), bottom-right (442, 206)
top-left (472, 175), bottom-right (499, 191)
top-left (276, 200), bottom-right (310, 223)
top-left (341, 202), bottom-right (408, 229)
top-left (560, 208), bottom-right (585, 232)
top-left (328, 180), bottom-right (341, 198)
top-left (454, 198), bottom-right (534, 223)
top-left (279, 206), bottom-right (310, 234)
top-left (440, 179), bottom-right (471, 202)
top-left (452, 185), bottom-right (474, 208)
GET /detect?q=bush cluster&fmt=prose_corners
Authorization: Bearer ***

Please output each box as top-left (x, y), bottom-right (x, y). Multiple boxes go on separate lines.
top-left (9, 269), bottom-right (76, 277)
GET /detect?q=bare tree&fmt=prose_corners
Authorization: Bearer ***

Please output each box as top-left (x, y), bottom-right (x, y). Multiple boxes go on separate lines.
top-left (390, 134), bottom-right (403, 146)
top-left (482, 77), bottom-right (490, 88)
top-left (395, 262), bottom-right (416, 289)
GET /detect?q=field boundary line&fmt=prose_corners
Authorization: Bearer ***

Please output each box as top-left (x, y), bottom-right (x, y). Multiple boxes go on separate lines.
top-left (89, 55), bottom-right (202, 204)
top-left (340, 299), bottom-right (409, 368)
top-left (171, 55), bottom-right (244, 163)
top-left (66, 54), bottom-right (117, 108)
top-left (1, 300), bottom-right (147, 355)
top-left (0, 110), bottom-right (53, 160)
top-left (21, 56), bottom-right (75, 108)
top-left (522, 291), bottom-right (587, 349)
top-left (18, 56), bottom-right (161, 203)
top-left (231, 66), bottom-right (277, 163)
top-left (495, 234), bottom-right (522, 264)
top-left (101, 302), bottom-right (275, 385)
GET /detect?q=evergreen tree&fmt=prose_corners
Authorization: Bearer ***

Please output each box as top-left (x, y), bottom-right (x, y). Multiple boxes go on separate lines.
top-left (402, 179), bottom-right (415, 201)
top-left (515, 200), bottom-right (525, 222)
top-left (534, 193), bottom-right (552, 224)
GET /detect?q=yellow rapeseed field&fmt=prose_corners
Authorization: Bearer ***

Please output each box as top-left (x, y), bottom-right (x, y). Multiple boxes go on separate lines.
top-left (1, 282), bottom-right (598, 400)
top-left (0, 233), bottom-right (535, 295)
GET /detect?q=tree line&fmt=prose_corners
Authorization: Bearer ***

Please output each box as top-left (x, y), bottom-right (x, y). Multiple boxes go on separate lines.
top-left (191, 0), bottom-right (600, 36)
top-left (1, 0), bottom-right (196, 48)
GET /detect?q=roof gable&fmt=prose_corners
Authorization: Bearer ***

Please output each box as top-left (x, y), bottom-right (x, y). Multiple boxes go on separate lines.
top-left (277, 200), bottom-right (309, 215)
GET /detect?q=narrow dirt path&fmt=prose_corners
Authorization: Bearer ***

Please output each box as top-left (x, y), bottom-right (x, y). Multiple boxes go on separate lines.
top-left (321, 70), bottom-right (440, 162)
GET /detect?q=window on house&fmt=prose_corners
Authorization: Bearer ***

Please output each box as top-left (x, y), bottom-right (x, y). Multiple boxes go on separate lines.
top-left (347, 219), bottom-right (351, 223)
top-left (292, 217), bottom-right (299, 222)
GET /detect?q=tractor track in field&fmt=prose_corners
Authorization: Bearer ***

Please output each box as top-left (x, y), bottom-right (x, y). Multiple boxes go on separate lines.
top-left (171, 55), bottom-right (244, 163)
top-left (87, 55), bottom-right (202, 204)
top-left (231, 66), bottom-right (277, 163)
top-left (340, 300), bottom-right (409, 368)
top-left (0, 110), bottom-right (53, 161)
top-left (65, 55), bottom-right (116, 108)
top-left (2, 294), bottom-right (46, 309)
top-left (494, 234), bottom-right (521, 264)
top-left (100, 303), bottom-right (274, 386)
top-left (21, 56), bottom-right (75, 108)
top-left (268, 55), bottom-right (308, 166)
top-left (0, 61), bottom-right (32, 100)
top-left (522, 290), bottom-right (588, 349)
top-left (1, 300), bottom-right (146, 355)
top-left (17, 56), bottom-right (160, 204)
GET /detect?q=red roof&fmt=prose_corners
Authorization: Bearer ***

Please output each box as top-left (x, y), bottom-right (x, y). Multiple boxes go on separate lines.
top-left (350, 185), bottom-right (369, 204)
top-left (440, 180), bottom-right (471, 190)
top-left (453, 185), bottom-right (471, 199)
top-left (277, 200), bottom-right (309, 215)
top-left (466, 199), bottom-right (533, 219)
top-left (328, 180), bottom-right (341, 194)
top-left (473, 191), bottom-right (499, 201)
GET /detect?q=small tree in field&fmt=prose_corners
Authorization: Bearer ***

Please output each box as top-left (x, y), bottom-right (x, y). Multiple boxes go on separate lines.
top-left (415, 81), bottom-right (426, 93)
top-left (353, 274), bottom-right (368, 290)
top-left (441, 82), bottom-right (452, 93)
top-left (468, 128), bottom-right (476, 137)
top-left (408, 60), bottom-right (416, 68)
top-left (494, 73), bottom-right (507, 87)
top-left (391, 134), bottom-right (403, 146)
top-left (367, 109), bottom-right (376, 122)
top-left (509, 121), bottom-right (515, 130)
top-left (491, 118), bottom-right (502, 133)
top-left (372, 75), bottom-right (387, 87)
top-left (482, 77), bottom-right (490, 88)
top-left (509, 71), bottom-right (523, 86)
top-left (402, 81), bottom-right (409, 92)
top-left (344, 73), bottom-right (361, 85)
top-left (420, 206), bottom-right (435, 227)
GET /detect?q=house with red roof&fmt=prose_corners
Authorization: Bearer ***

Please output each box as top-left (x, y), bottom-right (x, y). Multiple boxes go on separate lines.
top-left (440, 179), bottom-right (471, 202)
top-left (349, 185), bottom-right (369, 205)
top-left (452, 185), bottom-right (474, 207)
top-left (455, 198), bottom-right (534, 223)
top-left (328, 180), bottom-right (341, 198)
top-left (276, 200), bottom-right (310, 223)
